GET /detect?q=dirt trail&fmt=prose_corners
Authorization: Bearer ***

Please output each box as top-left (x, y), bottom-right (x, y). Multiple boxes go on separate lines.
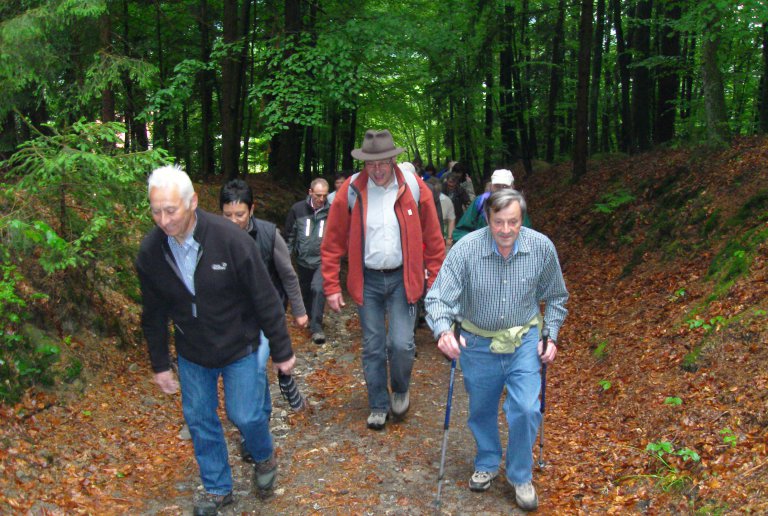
top-left (141, 303), bottom-right (539, 515)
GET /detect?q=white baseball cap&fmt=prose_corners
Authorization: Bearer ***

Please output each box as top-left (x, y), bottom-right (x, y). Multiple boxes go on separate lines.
top-left (491, 169), bottom-right (514, 186)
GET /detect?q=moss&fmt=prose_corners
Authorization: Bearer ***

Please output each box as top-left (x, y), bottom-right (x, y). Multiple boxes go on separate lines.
top-left (702, 209), bottom-right (721, 236)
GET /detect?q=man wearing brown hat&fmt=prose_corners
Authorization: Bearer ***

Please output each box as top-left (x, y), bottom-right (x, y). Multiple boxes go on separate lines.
top-left (321, 129), bottom-right (445, 430)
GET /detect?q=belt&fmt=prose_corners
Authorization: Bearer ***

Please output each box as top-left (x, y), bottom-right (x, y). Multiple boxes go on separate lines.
top-left (365, 265), bottom-right (403, 274)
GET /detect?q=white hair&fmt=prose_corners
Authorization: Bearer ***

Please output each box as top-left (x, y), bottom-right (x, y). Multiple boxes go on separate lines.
top-left (147, 165), bottom-right (195, 208)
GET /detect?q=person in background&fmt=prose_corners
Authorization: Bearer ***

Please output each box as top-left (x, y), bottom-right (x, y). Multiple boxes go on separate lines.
top-left (321, 130), bottom-right (445, 430)
top-left (443, 171), bottom-right (471, 222)
top-left (284, 178), bottom-right (330, 344)
top-left (136, 166), bottom-right (295, 515)
top-left (327, 172), bottom-right (346, 204)
top-left (219, 179), bottom-right (309, 458)
top-left (452, 168), bottom-right (531, 242)
top-left (428, 177), bottom-right (456, 248)
top-left (425, 189), bottom-right (568, 512)
top-left (452, 161), bottom-right (476, 204)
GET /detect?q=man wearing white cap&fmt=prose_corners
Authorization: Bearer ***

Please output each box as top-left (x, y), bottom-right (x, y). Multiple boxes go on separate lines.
top-left (452, 169), bottom-right (531, 242)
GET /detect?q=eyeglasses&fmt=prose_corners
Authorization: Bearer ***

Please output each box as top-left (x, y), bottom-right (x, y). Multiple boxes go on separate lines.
top-left (365, 160), bottom-right (392, 171)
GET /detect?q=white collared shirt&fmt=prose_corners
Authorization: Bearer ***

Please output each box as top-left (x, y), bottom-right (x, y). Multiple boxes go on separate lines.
top-left (364, 176), bottom-right (403, 269)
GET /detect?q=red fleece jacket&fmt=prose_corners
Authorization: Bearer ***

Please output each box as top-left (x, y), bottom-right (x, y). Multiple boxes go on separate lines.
top-left (321, 166), bottom-right (445, 305)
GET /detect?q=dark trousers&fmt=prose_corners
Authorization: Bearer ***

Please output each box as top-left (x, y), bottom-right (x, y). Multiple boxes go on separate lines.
top-left (297, 264), bottom-right (325, 333)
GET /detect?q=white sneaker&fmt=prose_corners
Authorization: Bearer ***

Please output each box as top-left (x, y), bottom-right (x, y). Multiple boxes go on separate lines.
top-left (510, 480), bottom-right (538, 511)
top-left (390, 391), bottom-right (410, 417)
top-left (366, 411), bottom-right (387, 430)
top-left (469, 470), bottom-right (498, 491)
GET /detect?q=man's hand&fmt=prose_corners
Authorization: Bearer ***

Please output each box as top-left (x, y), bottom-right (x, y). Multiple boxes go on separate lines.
top-left (294, 314), bottom-right (309, 328)
top-left (154, 370), bottom-right (179, 394)
top-left (437, 330), bottom-right (466, 360)
top-left (538, 338), bottom-right (557, 364)
top-left (327, 293), bottom-right (345, 312)
top-left (273, 354), bottom-right (296, 376)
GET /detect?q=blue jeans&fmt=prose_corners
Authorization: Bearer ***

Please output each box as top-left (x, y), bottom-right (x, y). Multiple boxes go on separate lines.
top-left (357, 268), bottom-right (417, 411)
top-left (256, 332), bottom-right (272, 418)
top-left (178, 351), bottom-right (273, 495)
top-left (459, 327), bottom-right (542, 484)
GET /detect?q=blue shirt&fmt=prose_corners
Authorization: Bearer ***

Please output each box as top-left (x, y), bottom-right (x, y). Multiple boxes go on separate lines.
top-left (168, 230), bottom-right (200, 296)
top-left (425, 226), bottom-right (568, 341)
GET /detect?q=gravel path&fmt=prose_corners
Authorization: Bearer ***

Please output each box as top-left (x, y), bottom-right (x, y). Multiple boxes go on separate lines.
top-left (142, 302), bottom-right (533, 515)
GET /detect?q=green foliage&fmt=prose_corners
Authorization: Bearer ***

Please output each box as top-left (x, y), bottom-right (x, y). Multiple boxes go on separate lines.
top-left (686, 316), bottom-right (726, 334)
top-left (598, 379), bottom-right (612, 391)
top-left (664, 397), bottom-right (683, 406)
top-left (253, 32), bottom-right (361, 138)
top-left (593, 188), bottom-right (636, 214)
top-left (592, 340), bottom-right (609, 360)
top-left (719, 427), bottom-right (737, 448)
top-left (636, 440), bottom-right (701, 492)
top-left (2, 119), bottom-right (168, 273)
top-left (0, 262), bottom-right (53, 402)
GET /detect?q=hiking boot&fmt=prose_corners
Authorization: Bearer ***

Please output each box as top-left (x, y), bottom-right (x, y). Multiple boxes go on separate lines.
top-left (366, 411), bottom-right (388, 430)
top-left (469, 470), bottom-right (498, 492)
top-left (193, 491), bottom-right (233, 516)
top-left (312, 331), bottom-right (326, 344)
top-left (239, 436), bottom-right (254, 463)
top-left (509, 480), bottom-right (539, 511)
top-left (390, 391), bottom-right (410, 418)
top-left (253, 455), bottom-right (278, 493)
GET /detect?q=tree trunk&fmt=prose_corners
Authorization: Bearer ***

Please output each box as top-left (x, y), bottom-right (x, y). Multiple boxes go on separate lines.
top-left (610, 0), bottom-right (632, 153)
top-left (701, 18), bottom-right (731, 144)
top-left (99, 13), bottom-right (115, 126)
top-left (654, 0), bottom-right (681, 144)
top-left (758, 22), bottom-right (768, 133)
top-left (340, 108), bottom-right (356, 173)
top-left (483, 64), bottom-right (494, 179)
top-left (631, 0), bottom-right (652, 152)
top-left (499, 4), bottom-right (518, 165)
top-left (572, 0), bottom-right (593, 182)
top-left (220, 0), bottom-right (249, 179)
top-left (545, 0), bottom-right (566, 163)
top-left (268, 0), bottom-right (303, 182)
top-left (198, 0), bottom-right (215, 178)
top-left (680, 36), bottom-right (696, 121)
top-left (153, 2), bottom-right (168, 150)
top-left (589, 0), bottom-right (605, 155)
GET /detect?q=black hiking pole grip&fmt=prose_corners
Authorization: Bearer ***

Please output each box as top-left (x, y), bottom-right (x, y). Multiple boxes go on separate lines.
top-left (435, 316), bottom-right (463, 511)
top-left (278, 371), bottom-right (306, 412)
top-left (538, 326), bottom-right (550, 468)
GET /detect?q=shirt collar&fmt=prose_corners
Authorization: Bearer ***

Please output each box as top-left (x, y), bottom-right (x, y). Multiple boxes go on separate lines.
top-left (483, 227), bottom-right (528, 259)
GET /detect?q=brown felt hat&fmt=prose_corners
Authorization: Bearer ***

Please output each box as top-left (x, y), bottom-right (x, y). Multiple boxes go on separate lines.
top-left (351, 130), bottom-right (405, 161)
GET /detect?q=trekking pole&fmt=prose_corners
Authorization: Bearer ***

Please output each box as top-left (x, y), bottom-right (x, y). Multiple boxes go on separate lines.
top-left (278, 371), bottom-right (306, 412)
top-left (538, 325), bottom-right (550, 469)
top-left (435, 316), bottom-right (462, 512)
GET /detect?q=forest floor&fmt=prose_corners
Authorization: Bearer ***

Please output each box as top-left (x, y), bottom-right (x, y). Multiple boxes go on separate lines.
top-left (1, 138), bottom-right (767, 514)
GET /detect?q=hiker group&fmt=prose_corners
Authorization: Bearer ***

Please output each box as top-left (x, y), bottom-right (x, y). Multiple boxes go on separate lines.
top-left (136, 129), bottom-right (569, 515)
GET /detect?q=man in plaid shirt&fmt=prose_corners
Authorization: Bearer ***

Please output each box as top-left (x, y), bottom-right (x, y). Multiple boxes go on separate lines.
top-left (425, 189), bottom-right (568, 512)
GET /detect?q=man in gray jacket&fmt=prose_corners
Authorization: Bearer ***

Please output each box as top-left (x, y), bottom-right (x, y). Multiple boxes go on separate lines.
top-left (284, 178), bottom-right (330, 344)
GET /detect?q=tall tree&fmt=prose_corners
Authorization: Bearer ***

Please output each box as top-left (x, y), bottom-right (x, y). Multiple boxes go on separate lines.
top-left (758, 22), bottom-right (768, 133)
top-left (630, 0), bottom-right (652, 152)
top-left (611, 0), bottom-right (632, 153)
top-left (589, 0), bottom-right (606, 154)
top-left (573, 0), bottom-right (593, 182)
top-left (655, 0), bottom-right (682, 144)
top-left (700, 10), bottom-right (731, 144)
top-left (545, 0), bottom-right (566, 163)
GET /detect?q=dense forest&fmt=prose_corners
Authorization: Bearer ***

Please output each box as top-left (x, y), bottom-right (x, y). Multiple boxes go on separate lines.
top-left (2, 0), bottom-right (768, 183)
top-left (1, 2), bottom-right (768, 513)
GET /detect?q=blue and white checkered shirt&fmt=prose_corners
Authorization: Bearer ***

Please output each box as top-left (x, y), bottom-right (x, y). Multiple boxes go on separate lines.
top-left (425, 226), bottom-right (568, 341)
top-left (168, 231), bottom-right (200, 296)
